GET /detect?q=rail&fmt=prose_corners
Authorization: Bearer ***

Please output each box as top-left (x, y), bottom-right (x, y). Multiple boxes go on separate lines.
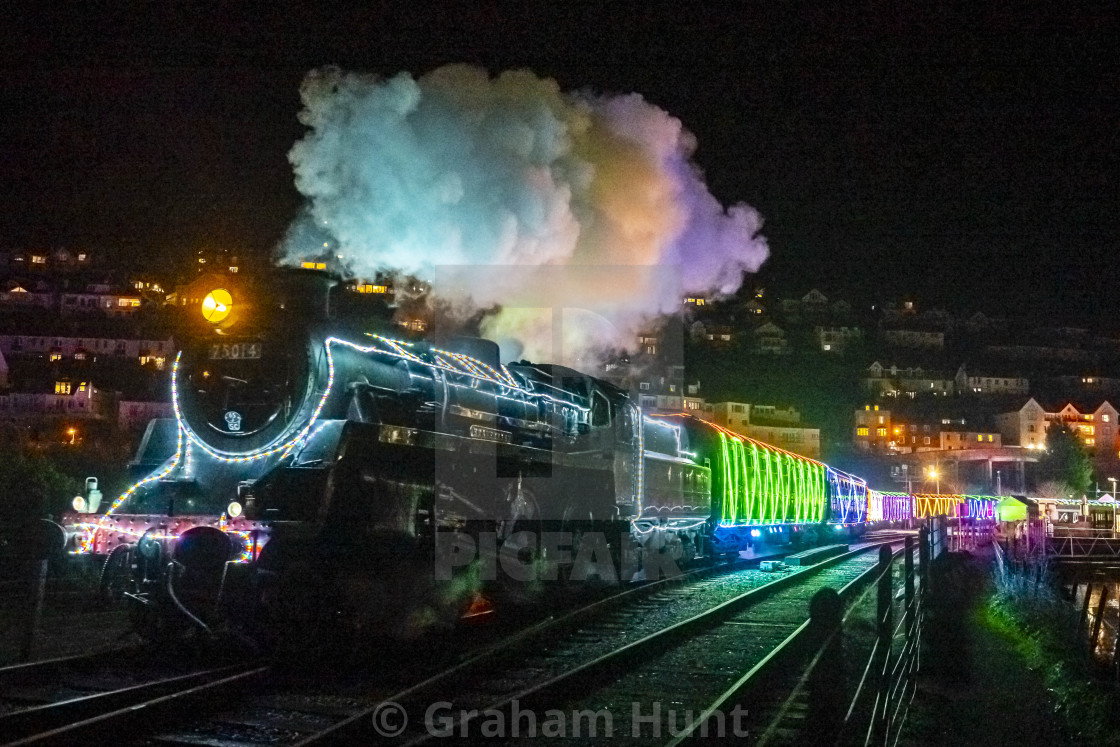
top-left (300, 534), bottom-right (910, 745)
top-left (3, 664), bottom-right (268, 746)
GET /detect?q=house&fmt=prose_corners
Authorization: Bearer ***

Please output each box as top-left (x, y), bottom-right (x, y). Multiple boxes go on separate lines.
top-left (0, 279), bottom-right (53, 309)
top-left (752, 322), bottom-right (789, 354)
top-left (881, 325), bottom-right (945, 350)
top-left (815, 325), bottom-right (862, 354)
top-left (0, 334), bottom-right (173, 369)
top-left (863, 362), bottom-right (954, 399)
top-left (954, 364), bottom-right (1029, 395)
top-left (707, 401), bottom-right (821, 458)
top-left (938, 427), bottom-right (1002, 451)
top-left (994, 398), bottom-right (1119, 456)
top-left (0, 380), bottom-right (109, 420)
top-left (854, 404), bottom-right (893, 452)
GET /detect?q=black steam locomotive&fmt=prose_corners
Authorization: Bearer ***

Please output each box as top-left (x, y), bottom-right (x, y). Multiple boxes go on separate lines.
top-left (65, 270), bottom-right (718, 638)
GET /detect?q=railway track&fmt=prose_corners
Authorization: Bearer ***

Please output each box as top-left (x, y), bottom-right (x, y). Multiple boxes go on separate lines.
top-left (0, 647), bottom-right (263, 746)
top-left (302, 531), bottom-right (910, 745)
top-left (3, 531), bottom-right (910, 745)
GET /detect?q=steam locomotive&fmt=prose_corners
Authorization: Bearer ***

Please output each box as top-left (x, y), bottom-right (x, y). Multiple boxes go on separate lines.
top-left (60, 269), bottom-right (988, 640)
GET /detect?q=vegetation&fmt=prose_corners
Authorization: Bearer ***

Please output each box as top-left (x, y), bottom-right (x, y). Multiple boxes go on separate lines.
top-left (684, 338), bottom-right (865, 459)
top-left (0, 429), bottom-right (80, 524)
top-left (988, 563), bottom-right (1119, 745)
top-left (0, 424), bottom-right (134, 525)
top-left (1037, 422), bottom-right (1093, 497)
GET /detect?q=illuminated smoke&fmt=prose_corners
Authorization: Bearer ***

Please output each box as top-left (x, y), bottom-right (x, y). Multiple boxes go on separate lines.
top-left (276, 64), bottom-right (768, 365)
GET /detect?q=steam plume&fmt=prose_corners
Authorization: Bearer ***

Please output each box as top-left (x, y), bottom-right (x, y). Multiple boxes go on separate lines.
top-left (275, 64), bottom-right (768, 365)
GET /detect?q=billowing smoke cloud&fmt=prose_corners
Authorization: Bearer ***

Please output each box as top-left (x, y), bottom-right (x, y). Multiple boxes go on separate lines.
top-left (275, 64), bottom-right (768, 366)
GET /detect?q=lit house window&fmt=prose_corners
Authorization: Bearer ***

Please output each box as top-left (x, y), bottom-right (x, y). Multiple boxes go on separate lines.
top-left (877, 428), bottom-right (887, 437)
top-left (356, 284), bottom-right (388, 294)
top-left (117, 298), bottom-right (140, 307)
top-left (857, 427), bottom-right (869, 436)
top-left (977, 434), bottom-right (983, 442)
top-left (31, 255), bottom-right (46, 264)
top-left (49, 353), bottom-right (62, 362)
top-left (1104, 414), bottom-right (1111, 423)
top-left (54, 381), bottom-right (71, 395)
top-left (301, 261), bottom-right (327, 270)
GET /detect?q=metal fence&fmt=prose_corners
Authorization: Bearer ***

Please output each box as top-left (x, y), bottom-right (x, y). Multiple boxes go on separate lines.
top-left (836, 533), bottom-right (926, 746)
top-left (757, 518), bottom-right (979, 746)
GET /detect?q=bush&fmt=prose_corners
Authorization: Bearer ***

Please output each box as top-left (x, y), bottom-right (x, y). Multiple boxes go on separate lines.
top-left (0, 440), bottom-right (80, 524)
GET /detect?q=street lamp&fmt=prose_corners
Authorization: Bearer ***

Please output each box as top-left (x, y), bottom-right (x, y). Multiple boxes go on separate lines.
top-left (67, 427), bottom-right (76, 445)
top-left (928, 466), bottom-right (940, 494)
top-left (1110, 477), bottom-right (1118, 500)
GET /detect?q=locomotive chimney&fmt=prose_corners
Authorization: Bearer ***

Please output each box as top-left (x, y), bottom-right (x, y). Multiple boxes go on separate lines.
top-left (276, 268), bottom-right (339, 320)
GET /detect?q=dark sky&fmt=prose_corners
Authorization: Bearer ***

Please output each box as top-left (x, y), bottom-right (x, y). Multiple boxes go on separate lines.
top-left (2, 2), bottom-right (1117, 324)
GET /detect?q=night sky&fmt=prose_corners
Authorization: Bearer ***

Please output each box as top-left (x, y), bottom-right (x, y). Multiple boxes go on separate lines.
top-left (2, 2), bottom-right (1117, 324)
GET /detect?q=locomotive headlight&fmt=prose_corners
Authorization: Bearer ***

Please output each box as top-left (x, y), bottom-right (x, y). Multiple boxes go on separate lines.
top-left (72, 495), bottom-right (86, 512)
top-left (227, 501), bottom-right (243, 518)
top-left (201, 289), bottom-right (233, 324)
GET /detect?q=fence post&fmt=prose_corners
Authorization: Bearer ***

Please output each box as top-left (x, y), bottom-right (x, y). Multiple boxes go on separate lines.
top-left (19, 520), bottom-right (60, 662)
top-left (1091, 586), bottom-right (1110, 656)
top-left (918, 526), bottom-right (929, 589)
top-left (1112, 606), bottom-right (1120, 682)
top-left (904, 535), bottom-right (917, 692)
top-left (807, 587), bottom-right (844, 744)
top-left (904, 536), bottom-right (915, 635)
top-left (872, 544), bottom-right (894, 746)
top-left (19, 557), bottom-right (48, 662)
